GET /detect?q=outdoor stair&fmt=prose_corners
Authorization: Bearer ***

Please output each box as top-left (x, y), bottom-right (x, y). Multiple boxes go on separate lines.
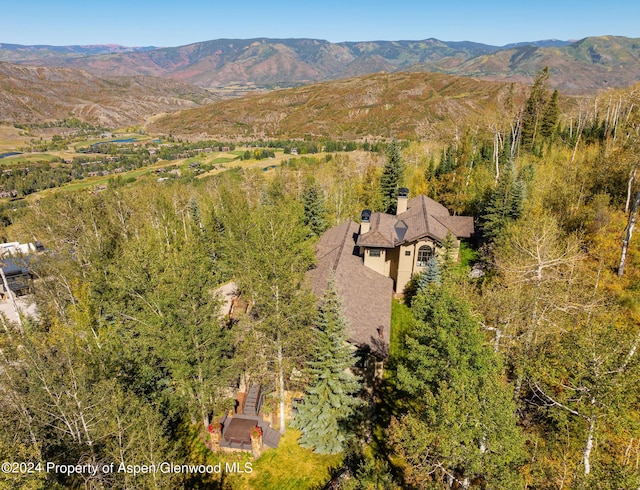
top-left (262, 425), bottom-right (281, 449)
top-left (244, 383), bottom-right (262, 416)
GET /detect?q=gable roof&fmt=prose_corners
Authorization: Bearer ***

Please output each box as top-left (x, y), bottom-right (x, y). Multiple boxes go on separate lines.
top-left (356, 195), bottom-right (474, 248)
top-left (308, 220), bottom-right (392, 358)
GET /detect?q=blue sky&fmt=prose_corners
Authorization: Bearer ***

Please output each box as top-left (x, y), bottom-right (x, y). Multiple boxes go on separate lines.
top-left (2, 0), bottom-right (639, 47)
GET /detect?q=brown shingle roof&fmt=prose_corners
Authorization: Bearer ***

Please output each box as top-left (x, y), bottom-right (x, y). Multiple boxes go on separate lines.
top-left (356, 195), bottom-right (474, 247)
top-left (432, 215), bottom-right (475, 238)
top-left (355, 213), bottom-right (396, 248)
top-left (308, 220), bottom-right (392, 358)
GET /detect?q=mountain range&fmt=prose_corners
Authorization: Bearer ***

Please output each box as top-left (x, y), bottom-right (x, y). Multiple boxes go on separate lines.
top-left (2, 35), bottom-right (640, 131)
top-left (1, 36), bottom-right (639, 94)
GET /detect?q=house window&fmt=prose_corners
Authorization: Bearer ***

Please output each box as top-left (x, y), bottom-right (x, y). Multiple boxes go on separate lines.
top-left (416, 245), bottom-right (434, 267)
top-left (369, 248), bottom-right (381, 257)
top-left (405, 250), bottom-right (411, 256)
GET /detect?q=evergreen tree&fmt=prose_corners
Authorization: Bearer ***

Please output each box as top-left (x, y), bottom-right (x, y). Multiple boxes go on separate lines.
top-left (388, 287), bottom-right (525, 487)
top-left (302, 179), bottom-right (328, 236)
top-left (482, 161), bottom-right (525, 239)
top-left (341, 452), bottom-right (399, 490)
top-left (417, 256), bottom-right (441, 292)
top-left (441, 231), bottom-right (457, 269)
top-left (540, 89), bottom-right (560, 139)
top-left (380, 138), bottom-right (405, 214)
top-left (521, 67), bottom-right (550, 150)
top-left (435, 145), bottom-right (456, 177)
top-left (292, 276), bottom-right (363, 454)
top-left (424, 154), bottom-right (435, 181)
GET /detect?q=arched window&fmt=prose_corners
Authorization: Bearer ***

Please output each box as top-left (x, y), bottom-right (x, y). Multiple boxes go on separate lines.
top-left (416, 245), bottom-right (433, 267)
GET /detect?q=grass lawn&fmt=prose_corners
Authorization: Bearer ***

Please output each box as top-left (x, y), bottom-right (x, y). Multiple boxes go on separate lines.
top-left (174, 418), bottom-right (341, 489)
top-left (233, 428), bottom-right (342, 490)
top-left (0, 153), bottom-right (61, 165)
top-left (389, 299), bottom-right (413, 362)
top-left (0, 125), bottom-right (30, 150)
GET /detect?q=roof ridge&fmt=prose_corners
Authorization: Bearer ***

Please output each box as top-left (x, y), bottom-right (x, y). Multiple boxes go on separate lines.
top-left (316, 244), bottom-right (342, 262)
top-left (431, 215), bottom-right (450, 226)
top-left (431, 215), bottom-right (453, 238)
top-left (332, 220), bottom-right (353, 272)
top-left (422, 195), bottom-right (430, 237)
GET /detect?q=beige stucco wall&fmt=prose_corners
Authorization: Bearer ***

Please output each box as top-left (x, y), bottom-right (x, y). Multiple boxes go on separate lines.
top-left (363, 248), bottom-right (387, 276)
top-left (394, 239), bottom-right (437, 293)
top-left (364, 238), bottom-right (461, 293)
top-left (396, 243), bottom-right (415, 294)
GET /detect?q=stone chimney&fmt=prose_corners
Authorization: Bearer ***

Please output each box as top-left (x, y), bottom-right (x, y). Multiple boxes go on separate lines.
top-left (360, 209), bottom-right (371, 234)
top-left (397, 188), bottom-right (409, 215)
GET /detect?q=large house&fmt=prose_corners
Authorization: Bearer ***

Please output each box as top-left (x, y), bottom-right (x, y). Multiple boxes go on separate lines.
top-left (308, 219), bottom-right (394, 359)
top-left (357, 188), bottom-right (474, 294)
top-left (308, 189), bottom-right (474, 359)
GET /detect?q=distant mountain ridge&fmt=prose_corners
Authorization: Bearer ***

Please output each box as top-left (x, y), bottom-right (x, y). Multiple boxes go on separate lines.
top-left (0, 43), bottom-right (156, 53)
top-left (439, 36), bottom-right (640, 92)
top-left (1, 36), bottom-right (638, 93)
top-left (0, 43), bottom-right (156, 64)
top-left (502, 39), bottom-right (572, 49)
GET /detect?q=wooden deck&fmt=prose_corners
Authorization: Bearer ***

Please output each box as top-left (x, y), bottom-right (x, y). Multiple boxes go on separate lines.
top-left (217, 383), bottom-right (280, 452)
top-left (218, 413), bottom-right (281, 451)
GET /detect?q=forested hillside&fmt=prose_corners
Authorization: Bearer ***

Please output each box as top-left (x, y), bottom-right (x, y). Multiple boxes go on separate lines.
top-left (0, 68), bottom-right (639, 488)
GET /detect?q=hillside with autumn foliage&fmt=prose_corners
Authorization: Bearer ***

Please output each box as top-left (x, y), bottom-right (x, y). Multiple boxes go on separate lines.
top-left (0, 56), bottom-right (639, 489)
